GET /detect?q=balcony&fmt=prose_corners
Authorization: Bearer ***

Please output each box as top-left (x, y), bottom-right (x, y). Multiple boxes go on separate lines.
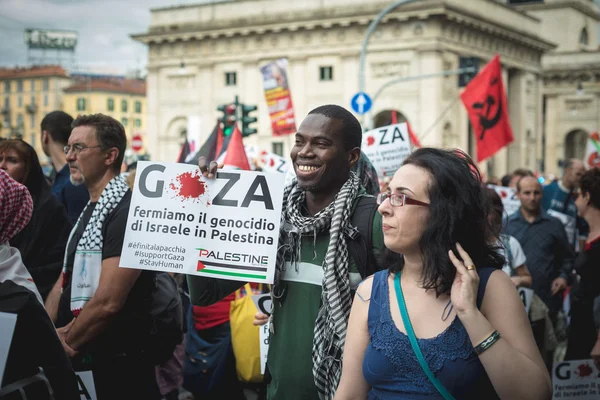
top-left (26, 103), bottom-right (37, 114)
top-left (1, 107), bottom-right (9, 116)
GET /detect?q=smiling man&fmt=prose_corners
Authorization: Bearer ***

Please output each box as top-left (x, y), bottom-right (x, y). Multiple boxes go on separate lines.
top-left (188, 105), bottom-right (384, 399)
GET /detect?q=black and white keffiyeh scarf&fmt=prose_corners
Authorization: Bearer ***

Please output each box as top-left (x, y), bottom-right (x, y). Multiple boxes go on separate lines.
top-left (273, 172), bottom-right (362, 399)
top-left (62, 175), bottom-right (129, 315)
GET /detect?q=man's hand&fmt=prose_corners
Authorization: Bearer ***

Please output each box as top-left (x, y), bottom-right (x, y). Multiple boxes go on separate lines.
top-left (57, 319), bottom-right (79, 358)
top-left (198, 156), bottom-right (220, 179)
top-left (551, 277), bottom-right (568, 295)
top-left (253, 312), bottom-right (269, 326)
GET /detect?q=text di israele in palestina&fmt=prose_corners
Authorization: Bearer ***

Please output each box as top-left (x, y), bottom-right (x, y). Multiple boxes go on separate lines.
top-left (120, 162), bottom-right (286, 284)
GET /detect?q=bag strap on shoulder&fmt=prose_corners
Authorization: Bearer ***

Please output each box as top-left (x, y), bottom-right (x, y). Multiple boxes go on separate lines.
top-left (394, 273), bottom-right (456, 400)
top-left (348, 195), bottom-right (378, 279)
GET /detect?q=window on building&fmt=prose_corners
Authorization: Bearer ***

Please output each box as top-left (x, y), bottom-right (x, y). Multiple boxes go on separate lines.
top-left (319, 66), bottom-right (333, 81)
top-left (272, 142), bottom-right (284, 157)
top-left (135, 119), bottom-right (141, 127)
top-left (122, 117), bottom-right (128, 127)
top-left (225, 72), bottom-right (237, 86)
top-left (77, 98), bottom-right (86, 111)
top-left (107, 98), bottom-right (114, 111)
top-left (30, 133), bottom-right (35, 148)
top-left (4, 81), bottom-right (9, 93)
top-left (43, 78), bottom-right (49, 91)
top-left (17, 80), bottom-right (23, 92)
top-left (16, 114), bottom-right (23, 128)
top-left (30, 80), bottom-right (35, 92)
top-left (122, 100), bottom-right (128, 112)
top-left (30, 113), bottom-right (35, 129)
top-left (4, 97), bottom-right (8, 109)
top-left (580, 27), bottom-right (589, 46)
top-left (18, 96), bottom-right (22, 107)
top-left (30, 95), bottom-right (35, 105)
top-left (44, 94), bottom-right (48, 107)
top-left (135, 101), bottom-right (142, 113)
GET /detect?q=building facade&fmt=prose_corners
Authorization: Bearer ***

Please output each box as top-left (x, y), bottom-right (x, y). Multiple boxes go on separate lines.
top-left (0, 66), bottom-right (71, 156)
top-left (133, 0), bottom-right (600, 176)
top-left (63, 78), bottom-right (148, 154)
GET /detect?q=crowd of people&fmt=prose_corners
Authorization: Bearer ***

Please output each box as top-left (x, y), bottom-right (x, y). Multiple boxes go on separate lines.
top-left (0, 105), bottom-right (598, 400)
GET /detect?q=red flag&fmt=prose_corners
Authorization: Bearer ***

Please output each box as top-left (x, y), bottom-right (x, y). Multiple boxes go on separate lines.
top-left (223, 124), bottom-right (250, 170)
top-left (391, 111), bottom-right (421, 148)
top-left (460, 55), bottom-right (514, 162)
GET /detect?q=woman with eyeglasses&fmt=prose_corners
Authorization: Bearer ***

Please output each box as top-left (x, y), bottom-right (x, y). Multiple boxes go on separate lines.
top-left (0, 139), bottom-right (72, 300)
top-left (334, 148), bottom-right (550, 400)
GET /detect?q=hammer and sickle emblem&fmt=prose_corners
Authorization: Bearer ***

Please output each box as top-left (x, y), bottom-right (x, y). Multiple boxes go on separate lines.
top-left (471, 77), bottom-right (502, 140)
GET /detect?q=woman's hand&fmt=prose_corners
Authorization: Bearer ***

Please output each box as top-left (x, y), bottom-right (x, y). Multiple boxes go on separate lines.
top-left (253, 312), bottom-right (269, 326)
top-left (448, 243), bottom-right (480, 318)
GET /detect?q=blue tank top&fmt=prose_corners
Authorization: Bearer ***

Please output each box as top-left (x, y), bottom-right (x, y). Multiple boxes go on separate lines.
top-left (362, 268), bottom-right (500, 400)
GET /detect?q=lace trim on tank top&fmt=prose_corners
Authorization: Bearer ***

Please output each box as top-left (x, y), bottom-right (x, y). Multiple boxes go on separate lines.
top-left (370, 274), bottom-right (475, 395)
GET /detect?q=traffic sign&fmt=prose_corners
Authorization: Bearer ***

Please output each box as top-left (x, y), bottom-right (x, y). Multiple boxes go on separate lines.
top-left (350, 92), bottom-right (373, 115)
top-left (131, 134), bottom-right (143, 153)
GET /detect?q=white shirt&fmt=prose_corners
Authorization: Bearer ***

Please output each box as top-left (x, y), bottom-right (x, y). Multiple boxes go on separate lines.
top-left (498, 235), bottom-right (527, 276)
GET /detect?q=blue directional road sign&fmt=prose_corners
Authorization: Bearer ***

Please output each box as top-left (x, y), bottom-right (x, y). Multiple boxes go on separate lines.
top-left (350, 92), bottom-right (373, 115)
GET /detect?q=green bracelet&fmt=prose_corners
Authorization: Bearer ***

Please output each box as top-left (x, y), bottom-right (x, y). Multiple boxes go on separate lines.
top-left (474, 330), bottom-right (501, 355)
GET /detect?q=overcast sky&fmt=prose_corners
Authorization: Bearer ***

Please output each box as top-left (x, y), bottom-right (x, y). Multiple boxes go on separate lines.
top-left (1, 0), bottom-right (599, 76)
top-left (0, 0), bottom-right (214, 75)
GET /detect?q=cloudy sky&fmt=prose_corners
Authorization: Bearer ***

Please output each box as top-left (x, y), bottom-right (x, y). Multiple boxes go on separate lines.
top-left (1, 0), bottom-right (600, 76)
top-left (0, 0), bottom-right (215, 75)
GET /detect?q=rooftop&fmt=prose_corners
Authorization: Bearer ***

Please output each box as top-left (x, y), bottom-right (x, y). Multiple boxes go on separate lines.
top-left (64, 78), bottom-right (146, 96)
top-left (0, 65), bottom-right (69, 80)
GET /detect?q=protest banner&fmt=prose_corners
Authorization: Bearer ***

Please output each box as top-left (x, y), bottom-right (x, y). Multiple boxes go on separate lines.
top-left (260, 58), bottom-right (296, 136)
top-left (217, 145), bottom-right (289, 174)
top-left (552, 359), bottom-right (600, 399)
top-left (585, 132), bottom-right (600, 169)
top-left (0, 312), bottom-right (17, 384)
top-left (120, 161), bottom-right (285, 284)
top-left (362, 123), bottom-right (412, 178)
top-left (259, 323), bottom-right (270, 375)
top-left (518, 287), bottom-right (534, 314)
top-left (488, 185), bottom-right (520, 217)
top-left (252, 294), bottom-right (273, 316)
top-left (76, 371), bottom-right (97, 400)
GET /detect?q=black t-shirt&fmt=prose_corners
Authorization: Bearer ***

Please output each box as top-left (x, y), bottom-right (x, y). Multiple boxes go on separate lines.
top-left (57, 191), bottom-right (155, 361)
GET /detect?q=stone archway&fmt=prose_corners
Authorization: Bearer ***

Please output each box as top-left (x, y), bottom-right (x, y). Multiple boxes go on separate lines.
top-left (373, 109), bottom-right (408, 128)
top-left (564, 129), bottom-right (588, 161)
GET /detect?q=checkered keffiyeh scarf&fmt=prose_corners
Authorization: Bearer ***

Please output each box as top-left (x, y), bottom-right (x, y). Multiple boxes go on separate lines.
top-left (273, 172), bottom-right (362, 399)
top-left (0, 169), bottom-right (33, 245)
top-left (62, 175), bottom-right (129, 313)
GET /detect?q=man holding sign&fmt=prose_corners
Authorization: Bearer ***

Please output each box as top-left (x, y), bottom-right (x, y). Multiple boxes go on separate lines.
top-left (188, 105), bottom-right (385, 400)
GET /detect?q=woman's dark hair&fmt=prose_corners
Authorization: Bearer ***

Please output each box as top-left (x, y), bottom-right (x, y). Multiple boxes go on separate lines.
top-left (385, 148), bottom-right (504, 296)
top-left (487, 187), bottom-right (504, 235)
top-left (0, 140), bottom-right (49, 204)
top-left (579, 168), bottom-right (600, 210)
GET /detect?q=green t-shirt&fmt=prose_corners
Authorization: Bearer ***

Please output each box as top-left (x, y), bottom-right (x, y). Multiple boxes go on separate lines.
top-left (267, 202), bottom-right (384, 400)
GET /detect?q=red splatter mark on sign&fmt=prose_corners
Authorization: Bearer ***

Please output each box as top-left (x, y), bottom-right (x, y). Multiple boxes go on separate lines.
top-left (588, 152), bottom-right (600, 169)
top-left (269, 158), bottom-right (275, 167)
top-left (500, 190), bottom-right (507, 198)
top-left (367, 136), bottom-right (375, 146)
top-left (576, 364), bottom-right (593, 378)
top-left (170, 171), bottom-right (207, 202)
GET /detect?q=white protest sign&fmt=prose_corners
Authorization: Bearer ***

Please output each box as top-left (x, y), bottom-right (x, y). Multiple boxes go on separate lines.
top-left (0, 312), bottom-right (17, 384)
top-left (362, 123), bottom-right (411, 178)
top-left (120, 162), bottom-right (285, 284)
top-left (257, 150), bottom-right (289, 174)
top-left (552, 359), bottom-right (600, 399)
top-left (518, 287), bottom-right (534, 314)
top-left (259, 323), bottom-right (270, 375)
top-left (488, 185), bottom-right (521, 217)
top-left (75, 371), bottom-right (97, 400)
top-left (252, 294), bottom-right (273, 316)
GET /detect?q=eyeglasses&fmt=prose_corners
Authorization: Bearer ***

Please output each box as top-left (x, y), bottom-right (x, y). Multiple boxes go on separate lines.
top-left (376, 192), bottom-right (430, 207)
top-left (64, 144), bottom-right (102, 156)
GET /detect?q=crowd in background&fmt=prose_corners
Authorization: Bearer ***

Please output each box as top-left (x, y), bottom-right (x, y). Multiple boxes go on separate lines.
top-left (0, 107), bottom-right (599, 400)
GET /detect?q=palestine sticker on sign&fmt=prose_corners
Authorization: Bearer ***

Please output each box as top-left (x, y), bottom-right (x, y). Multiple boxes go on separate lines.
top-left (362, 123), bottom-right (412, 178)
top-left (488, 185), bottom-right (520, 217)
top-left (120, 161), bottom-right (285, 284)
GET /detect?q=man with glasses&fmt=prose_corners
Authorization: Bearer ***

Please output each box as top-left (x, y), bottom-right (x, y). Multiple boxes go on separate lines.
top-left (40, 111), bottom-right (89, 222)
top-left (44, 114), bottom-right (161, 400)
top-left (188, 105), bottom-right (385, 399)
